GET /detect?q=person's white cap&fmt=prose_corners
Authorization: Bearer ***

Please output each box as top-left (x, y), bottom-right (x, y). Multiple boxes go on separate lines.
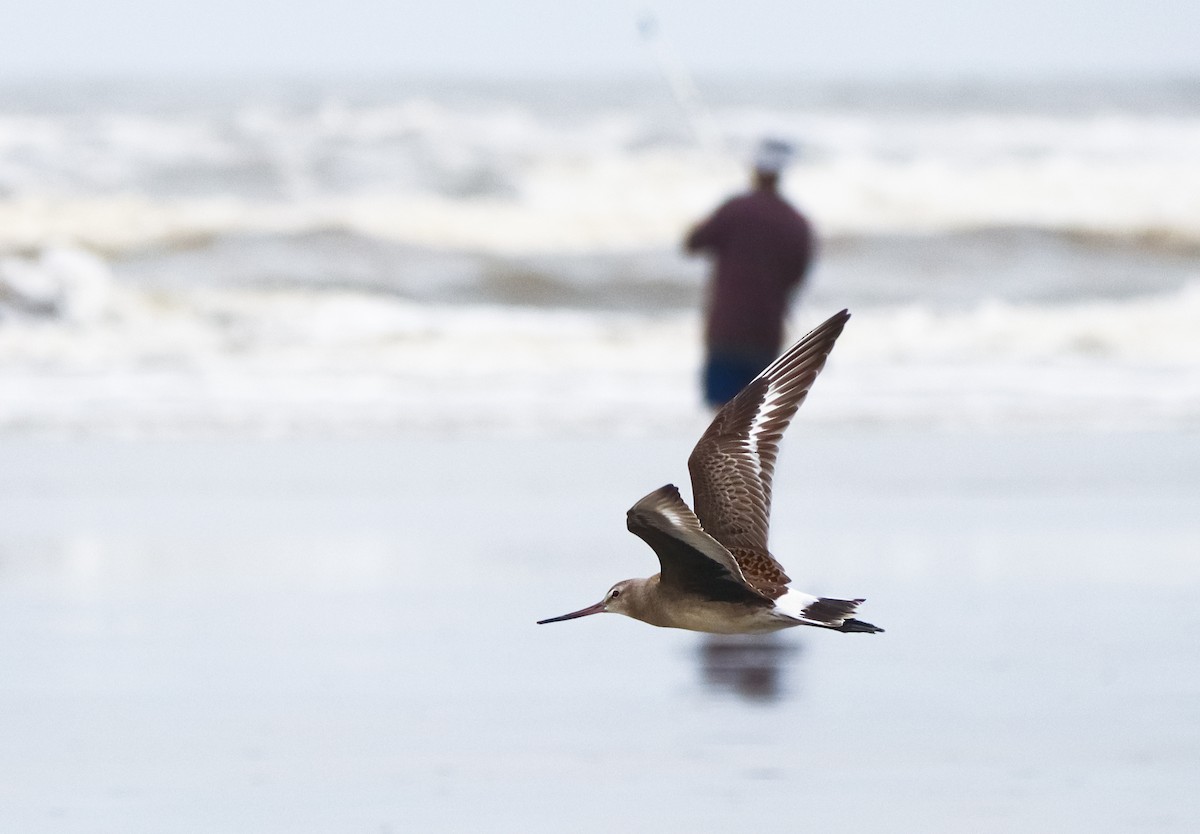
top-left (752, 137), bottom-right (794, 174)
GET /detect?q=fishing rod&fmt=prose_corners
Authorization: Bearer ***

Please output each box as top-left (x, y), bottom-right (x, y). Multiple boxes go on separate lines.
top-left (634, 8), bottom-right (806, 169)
top-left (634, 8), bottom-right (724, 154)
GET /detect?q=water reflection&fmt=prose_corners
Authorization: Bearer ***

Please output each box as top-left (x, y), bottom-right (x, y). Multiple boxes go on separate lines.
top-left (697, 633), bottom-right (800, 703)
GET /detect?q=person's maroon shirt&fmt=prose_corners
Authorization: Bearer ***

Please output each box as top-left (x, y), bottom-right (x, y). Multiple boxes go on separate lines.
top-left (685, 188), bottom-right (815, 356)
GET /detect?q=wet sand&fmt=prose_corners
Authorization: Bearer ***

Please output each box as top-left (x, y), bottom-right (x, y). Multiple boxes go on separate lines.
top-left (1, 430), bottom-right (1198, 833)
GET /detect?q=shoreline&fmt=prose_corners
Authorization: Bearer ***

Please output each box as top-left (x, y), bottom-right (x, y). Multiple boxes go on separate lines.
top-left (2, 428), bottom-right (1198, 833)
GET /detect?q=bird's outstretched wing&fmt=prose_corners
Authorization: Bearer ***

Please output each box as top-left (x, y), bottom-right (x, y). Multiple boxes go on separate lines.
top-left (626, 485), bottom-right (771, 606)
top-left (687, 310), bottom-right (850, 587)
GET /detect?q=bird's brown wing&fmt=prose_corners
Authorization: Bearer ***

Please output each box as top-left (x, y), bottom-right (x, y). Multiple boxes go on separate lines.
top-left (687, 310), bottom-right (850, 594)
top-left (626, 485), bottom-right (771, 606)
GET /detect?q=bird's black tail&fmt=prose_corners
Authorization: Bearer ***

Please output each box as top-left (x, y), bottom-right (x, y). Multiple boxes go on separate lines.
top-left (801, 597), bottom-right (884, 634)
top-left (835, 617), bottom-right (884, 634)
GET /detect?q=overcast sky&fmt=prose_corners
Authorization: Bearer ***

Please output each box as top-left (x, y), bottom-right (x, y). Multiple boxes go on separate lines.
top-left (2, 0), bottom-right (1198, 80)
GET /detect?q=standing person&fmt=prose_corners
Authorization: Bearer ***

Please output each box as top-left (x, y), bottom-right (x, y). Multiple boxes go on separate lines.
top-left (684, 138), bottom-right (816, 407)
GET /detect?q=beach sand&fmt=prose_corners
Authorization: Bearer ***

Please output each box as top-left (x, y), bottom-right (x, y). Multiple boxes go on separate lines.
top-left (1, 429), bottom-right (1198, 833)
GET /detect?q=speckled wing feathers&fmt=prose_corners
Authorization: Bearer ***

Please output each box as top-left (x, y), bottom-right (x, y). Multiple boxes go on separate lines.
top-left (687, 310), bottom-right (850, 595)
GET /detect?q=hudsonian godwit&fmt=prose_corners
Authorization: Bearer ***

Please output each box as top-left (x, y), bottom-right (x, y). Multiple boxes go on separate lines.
top-left (538, 309), bottom-right (882, 635)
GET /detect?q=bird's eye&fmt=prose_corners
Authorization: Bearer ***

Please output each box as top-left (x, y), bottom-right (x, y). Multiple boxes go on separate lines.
top-left (610, 589), bottom-right (621, 599)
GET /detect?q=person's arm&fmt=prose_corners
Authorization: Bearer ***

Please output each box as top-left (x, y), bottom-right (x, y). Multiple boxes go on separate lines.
top-left (684, 203), bottom-right (728, 254)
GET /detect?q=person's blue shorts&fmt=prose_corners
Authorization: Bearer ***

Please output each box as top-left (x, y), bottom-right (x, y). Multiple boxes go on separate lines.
top-left (703, 350), bottom-right (775, 408)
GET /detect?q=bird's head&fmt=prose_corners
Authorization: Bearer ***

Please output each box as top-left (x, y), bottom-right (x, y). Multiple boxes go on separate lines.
top-left (537, 579), bottom-right (642, 624)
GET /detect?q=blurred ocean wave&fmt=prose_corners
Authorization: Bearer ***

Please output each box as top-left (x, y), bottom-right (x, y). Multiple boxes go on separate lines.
top-left (1, 249), bottom-right (1196, 435)
top-left (2, 77), bottom-right (1198, 248)
top-left (1, 76), bottom-right (1197, 435)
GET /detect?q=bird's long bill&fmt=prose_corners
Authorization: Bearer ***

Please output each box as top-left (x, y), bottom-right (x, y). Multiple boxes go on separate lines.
top-left (536, 600), bottom-right (606, 624)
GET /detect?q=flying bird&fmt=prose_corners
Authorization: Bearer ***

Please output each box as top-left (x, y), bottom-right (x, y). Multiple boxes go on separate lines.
top-left (538, 309), bottom-right (881, 635)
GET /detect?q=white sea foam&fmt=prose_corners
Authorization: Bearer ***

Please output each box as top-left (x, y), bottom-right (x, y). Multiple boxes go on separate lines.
top-left (0, 247), bottom-right (111, 322)
top-left (1, 84), bottom-right (1199, 255)
top-left (1, 267), bottom-right (1196, 436)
